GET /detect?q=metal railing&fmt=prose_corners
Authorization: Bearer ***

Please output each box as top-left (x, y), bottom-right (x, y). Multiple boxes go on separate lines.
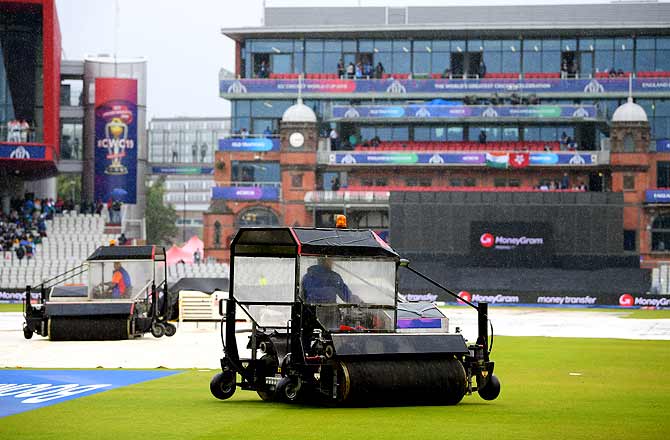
top-left (304, 190), bottom-right (390, 204)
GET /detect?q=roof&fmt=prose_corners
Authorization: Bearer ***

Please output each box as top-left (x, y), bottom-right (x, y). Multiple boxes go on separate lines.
top-left (87, 245), bottom-right (165, 261)
top-left (282, 99), bottom-right (317, 123)
top-left (232, 227), bottom-right (399, 258)
top-left (222, 3), bottom-right (670, 41)
top-left (169, 277), bottom-right (229, 294)
top-left (612, 97), bottom-right (648, 123)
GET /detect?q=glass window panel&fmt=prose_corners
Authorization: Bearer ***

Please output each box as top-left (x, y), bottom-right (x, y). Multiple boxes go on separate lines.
top-left (523, 52), bottom-right (542, 72)
top-left (502, 127), bottom-right (519, 141)
top-left (502, 51), bottom-right (520, 72)
top-left (561, 39), bottom-right (577, 51)
top-left (655, 100), bottom-right (670, 116)
top-left (594, 50), bottom-right (614, 72)
top-left (374, 52), bottom-right (393, 72)
top-left (595, 38), bottom-right (613, 50)
top-left (451, 40), bottom-right (466, 52)
top-left (524, 40), bottom-right (542, 52)
top-left (433, 126), bottom-right (447, 141)
top-left (414, 126), bottom-right (430, 141)
top-left (485, 52), bottom-right (502, 72)
top-left (305, 53), bottom-right (324, 72)
top-left (542, 39), bottom-right (560, 50)
top-left (414, 40), bottom-right (432, 52)
top-left (324, 40), bottom-right (341, 52)
top-left (271, 54), bottom-right (291, 73)
top-left (342, 40), bottom-right (356, 52)
top-left (484, 40), bottom-right (502, 50)
top-left (656, 38), bottom-right (670, 50)
top-left (360, 126), bottom-right (375, 141)
top-left (294, 40), bottom-right (304, 52)
top-left (468, 40), bottom-right (483, 51)
top-left (615, 50), bottom-right (633, 72)
top-left (359, 40), bottom-right (374, 52)
top-left (250, 40), bottom-right (293, 53)
top-left (234, 257), bottom-right (295, 303)
top-left (391, 126), bottom-right (409, 140)
top-left (447, 126), bottom-right (463, 140)
top-left (374, 40), bottom-right (392, 52)
top-left (305, 40), bottom-right (323, 52)
top-left (431, 52), bottom-right (450, 73)
top-left (393, 52), bottom-right (411, 73)
top-left (376, 126), bottom-right (392, 140)
top-left (503, 40), bottom-right (520, 51)
top-left (323, 52), bottom-right (342, 74)
top-left (615, 38), bottom-right (633, 52)
top-left (413, 52), bottom-right (431, 73)
top-left (432, 40), bottom-right (450, 51)
top-left (657, 50), bottom-right (670, 70)
top-left (542, 51), bottom-right (559, 72)
top-left (636, 50), bottom-right (655, 71)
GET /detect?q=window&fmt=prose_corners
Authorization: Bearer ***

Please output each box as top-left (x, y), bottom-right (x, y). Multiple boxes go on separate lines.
top-left (374, 178), bottom-right (388, 187)
top-left (493, 177), bottom-right (507, 187)
top-left (231, 161), bottom-right (280, 183)
top-left (419, 178), bottom-right (432, 187)
top-left (464, 177), bottom-right (477, 187)
top-left (291, 174), bottom-right (303, 188)
top-left (60, 122), bottom-right (84, 160)
top-left (237, 207), bottom-right (280, 227)
top-left (450, 178), bottom-right (462, 187)
top-left (651, 215), bottom-right (670, 252)
top-left (623, 134), bottom-right (635, 152)
top-left (623, 230), bottom-right (636, 252)
top-left (657, 162), bottom-right (670, 188)
top-left (623, 174), bottom-right (635, 191)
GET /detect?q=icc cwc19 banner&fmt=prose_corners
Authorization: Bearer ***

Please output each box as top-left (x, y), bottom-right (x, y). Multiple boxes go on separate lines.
top-left (94, 78), bottom-right (138, 204)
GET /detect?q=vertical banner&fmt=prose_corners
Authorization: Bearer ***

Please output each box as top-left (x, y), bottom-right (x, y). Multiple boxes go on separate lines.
top-left (94, 78), bottom-right (138, 204)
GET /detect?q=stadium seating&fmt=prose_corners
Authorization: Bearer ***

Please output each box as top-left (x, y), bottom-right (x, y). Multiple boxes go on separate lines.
top-left (167, 261), bottom-right (229, 283)
top-left (636, 71), bottom-right (670, 78)
top-left (484, 73), bottom-right (520, 79)
top-left (594, 71), bottom-right (631, 79)
top-left (0, 212), bottom-right (115, 288)
top-left (524, 72), bottom-right (561, 79)
top-left (353, 141), bottom-right (561, 152)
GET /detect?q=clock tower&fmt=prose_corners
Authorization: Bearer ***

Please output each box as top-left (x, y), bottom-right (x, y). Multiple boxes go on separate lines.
top-left (279, 95), bottom-right (319, 227)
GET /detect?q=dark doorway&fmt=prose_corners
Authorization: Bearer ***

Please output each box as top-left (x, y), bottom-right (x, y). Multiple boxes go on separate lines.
top-left (253, 53), bottom-right (270, 78)
top-left (450, 52), bottom-right (464, 78)
top-left (588, 171), bottom-right (604, 192)
top-left (561, 51), bottom-right (577, 77)
top-left (468, 52), bottom-right (483, 78)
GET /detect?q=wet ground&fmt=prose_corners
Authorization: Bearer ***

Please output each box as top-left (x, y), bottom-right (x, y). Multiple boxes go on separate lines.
top-left (1, 307), bottom-right (669, 369)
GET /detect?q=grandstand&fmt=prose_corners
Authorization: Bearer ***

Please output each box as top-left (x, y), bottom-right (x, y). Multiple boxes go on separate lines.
top-left (1, 212), bottom-right (115, 288)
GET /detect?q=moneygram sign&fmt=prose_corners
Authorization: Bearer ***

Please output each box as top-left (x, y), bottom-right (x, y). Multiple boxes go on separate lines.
top-left (471, 222), bottom-right (553, 267)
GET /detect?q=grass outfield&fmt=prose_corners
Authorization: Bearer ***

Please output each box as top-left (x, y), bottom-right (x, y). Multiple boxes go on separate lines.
top-left (0, 303), bottom-right (22, 312)
top-left (440, 306), bottom-right (670, 319)
top-left (1, 336), bottom-right (669, 439)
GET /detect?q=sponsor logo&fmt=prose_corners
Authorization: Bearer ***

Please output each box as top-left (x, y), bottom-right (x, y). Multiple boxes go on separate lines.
top-left (568, 152), bottom-right (586, 165)
top-left (470, 294), bottom-right (520, 304)
top-left (481, 106), bottom-right (499, 118)
top-left (537, 296), bottom-right (597, 305)
top-left (634, 296), bottom-right (670, 307)
top-left (480, 232), bottom-right (543, 249)
top-left (480, 233), bottom-right (494, 248)
top-left (406, 294), bottom-right (438, 302)
top-left (415, 107), bottom-right (431, 118)
top-left (619, 294), bottom-right (634, 307)
top-left (9, 146), bottom-right (30, 159)
top-left (343, 107), bottom-right (360, 118)
top-left (572, 106), bottom-right (591, 118)
top-left (386, 80), bottom-right (406, 94)
top-left (0, 383), bottom-right (111, 404)
top-left (457, 291), bottom-right (472, 304)
top-left (340, 154), bottom-right (357, 164)
top-left (226, 80), bottom-right (248, 94)
top-left (583, 79), bottom-right (605, 93)
top-left (428, 153), bottom-right (444, 164)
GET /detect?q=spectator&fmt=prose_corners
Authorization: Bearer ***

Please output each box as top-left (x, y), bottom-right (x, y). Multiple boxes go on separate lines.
top-left (259, 60), bottom-right (269, 79)
top-left (617, 68), bottom-right (625, 77)
top-left (561, 173), bottom-right (570, 190)
top-left (355, 62), bottom-right (363, 79)
top-left (561, 59), bottom-right (569, 78)
top-left (371, 135), bottom-right (381, 147)
top-left (478, 130), bottom-right (487, 144)
top-left (192, 143), bottom-right (198, 162)
top-left (171, 144), bottom-right (179, 162)
top-left (111, 200), bottom-right (122, 224)
top-left (118, 233), bottom-right (128, 246)
top-left (375, 62), bottom-right (385, 79)
top-left (331, 176), bottom-right (341, 191)
top-left (363, 61), bottom-right (373, 78)
top-left (479, 59), bottom-right (487, 78)
top-left (200, 143), bottom-right (208, 162)
top-left (337, 59), bottom-right (345, 78)
top-left (608, 68), bottom-right (617, 78)
top-left (329, 128), bottom-right (340, 150)
top-left (194, 249), bottom-right (201, 265)
top-left (263, 126), bottom-right (272, 138)
top-left (346, 62), bottom-right (355, 79)
top-left (441, 67), bottom-right (452, 79)
top-left (560, 131), bottom-right (568, 147)
top-left (348, 133), bottom-right (357, 148)
top-left (241, 128), bottom-right (248, 139)
top-left (95, 201), bottom-right (103, 215)
top-left (15, 244), bottom-right (25, 261)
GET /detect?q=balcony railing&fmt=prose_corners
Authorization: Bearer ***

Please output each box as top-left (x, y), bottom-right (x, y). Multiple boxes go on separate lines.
top-left (304, 190), bottom-right (390, 205)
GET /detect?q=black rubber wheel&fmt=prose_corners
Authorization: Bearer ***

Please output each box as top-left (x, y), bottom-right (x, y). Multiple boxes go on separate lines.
top-left (478, 374), bottom-right (501, 401)
top-left (210, 371), bottom-right (236, 400)
top-left (256, 354), bottom-right (278, 402)
top-left (23, 325), bottom-right (33, 340)
top-left (276, 376), bottom-right (301, 403)
top-left (150, 322), bottom-right (165, 338)
top-left (164, 323), bottom-right (177, 337)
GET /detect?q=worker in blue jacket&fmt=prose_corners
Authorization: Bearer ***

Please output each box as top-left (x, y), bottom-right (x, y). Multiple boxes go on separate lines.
top-left (302, 257), bottom-right (358, 304)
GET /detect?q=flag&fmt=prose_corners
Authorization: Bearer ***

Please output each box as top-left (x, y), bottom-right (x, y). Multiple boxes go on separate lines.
top-left (485, 152), bottom-right (509, 169)
top-left (509, 152), bottom-right (530, 168)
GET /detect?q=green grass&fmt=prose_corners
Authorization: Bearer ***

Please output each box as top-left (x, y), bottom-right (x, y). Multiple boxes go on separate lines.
top-left (440, 306), bottom-right (670, 319)
top-left (0, 303), bottom-right (23, 312)
top-left (1, 336), bottom-right (669, 439)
